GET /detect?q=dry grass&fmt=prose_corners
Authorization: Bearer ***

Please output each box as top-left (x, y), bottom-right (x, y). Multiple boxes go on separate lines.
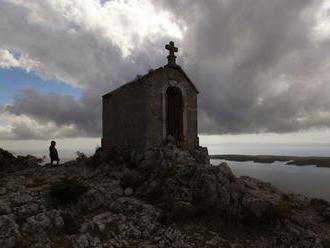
top-left (51, 236), bottom-right (73, 248)
top-left (26, 176), bottom-right (48, 189)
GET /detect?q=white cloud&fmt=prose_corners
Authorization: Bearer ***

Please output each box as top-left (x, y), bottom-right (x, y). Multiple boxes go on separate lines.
top-left (1, 0), bottom-right (330, 143)
top-left (0, 49), bottom-right (42, 73)
top-left (0, 109), bottom-right (86, 140)
top-left (0, 0), bottom-right (181, 140)
top-left (0, 0), bottom-right (182, 87)
top-left (0, 49), bottom-right (20, 68)
top-left (313, 0), bottom-right (330, 40)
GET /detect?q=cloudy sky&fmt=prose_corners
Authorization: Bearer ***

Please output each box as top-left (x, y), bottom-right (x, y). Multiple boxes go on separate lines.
top-left (0, 0), bottom-right (330, 154)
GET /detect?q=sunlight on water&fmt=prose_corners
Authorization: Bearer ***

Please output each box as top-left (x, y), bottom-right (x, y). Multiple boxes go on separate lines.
top-left (211, 159), bottom-right (330, 201)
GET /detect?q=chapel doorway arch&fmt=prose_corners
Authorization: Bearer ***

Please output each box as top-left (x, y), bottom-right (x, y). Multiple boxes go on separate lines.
top-left (166, 86), bottom-right (184, 143)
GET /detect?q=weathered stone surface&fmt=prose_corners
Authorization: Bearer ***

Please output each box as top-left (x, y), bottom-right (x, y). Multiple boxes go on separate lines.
top-left (21, 210), bottom-right (64, 235)
top-left (0, 215), bottom-right (21, 248)
top-left (111, 197), bottom-right (160, 237)
top-left (0, 200), bottom-right (10, 215)
top-left (321, 207), bottom-right (330, 222)
top-left (15, 203), bottom-right (40, 220)
top-left (10, 192), bottom-right (33, 207)
top-left (124, 187), bottom-right (134, 196)
top-left (102, 64), bottom-right (199, 150)
top-left (78, 189), bottom-right (105, 212)
top-left (273, 222), bottom-right (322, 248)
top-left (0, 187), bottom-right (7, 196)
top-left (0, 146), bottom-right (329, 247)
top-left (0, 148), bottom-right (41, 173)
top-left (71, 234), bottom-right (102, 248)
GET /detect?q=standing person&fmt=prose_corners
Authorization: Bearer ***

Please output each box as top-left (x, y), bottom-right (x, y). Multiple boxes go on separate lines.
top-left (49, 141), bottom-right (60, 166)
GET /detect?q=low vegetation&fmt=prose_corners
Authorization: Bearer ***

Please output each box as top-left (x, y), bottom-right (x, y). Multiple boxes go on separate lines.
top-left (76, 151), bottom-right (88, 162)
top-left (322, 239), bottom-right (330, 248)
top-left (49, 177), bottom-right (89, 205)
top-left (26, 176), bottom-right (48, 188)
top-left (268, 199), bottom-right (291, 221)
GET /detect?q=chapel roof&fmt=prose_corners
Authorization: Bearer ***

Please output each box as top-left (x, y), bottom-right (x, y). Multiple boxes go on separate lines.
top-left (102, 65), bottom-right (199, 98)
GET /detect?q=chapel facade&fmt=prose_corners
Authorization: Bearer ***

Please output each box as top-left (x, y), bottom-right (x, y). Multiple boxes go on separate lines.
top-left (102, 42), bottom-right (199, 150)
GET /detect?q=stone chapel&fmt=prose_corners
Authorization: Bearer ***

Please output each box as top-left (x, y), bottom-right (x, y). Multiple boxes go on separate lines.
top-left (102, 41), bottom-right (199, 150)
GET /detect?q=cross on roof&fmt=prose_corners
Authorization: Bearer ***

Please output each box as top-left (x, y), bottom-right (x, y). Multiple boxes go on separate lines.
top-left (165, 41), bottom-right (178, 66)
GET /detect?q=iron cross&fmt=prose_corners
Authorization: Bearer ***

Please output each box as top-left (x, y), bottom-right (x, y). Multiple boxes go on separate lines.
top-left (165, 41), bottom-right (178, 66)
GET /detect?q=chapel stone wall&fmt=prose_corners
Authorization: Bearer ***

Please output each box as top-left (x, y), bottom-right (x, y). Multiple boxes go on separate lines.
top-left (144, 67), bottom-right (199, 149)
top-left (102, 80), bottom-right (148, 150)
top-left (102, 68), bottom-right (199, 150)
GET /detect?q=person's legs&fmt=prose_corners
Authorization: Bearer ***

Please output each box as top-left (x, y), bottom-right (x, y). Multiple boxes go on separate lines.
top-left (50, 159), bottom-right (54, 166)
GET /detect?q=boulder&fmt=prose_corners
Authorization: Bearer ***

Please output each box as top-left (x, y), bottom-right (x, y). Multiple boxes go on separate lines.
top-left (124, 187), bottom-right (134, 196)
top-left (78, 189), bottom-right (105, 212)
top-left (0, 200), bottom-right (11, 216)
top-left (71, 234), bottom-right (102, 248)
top-left (21, 210), bottom-right (64, 235)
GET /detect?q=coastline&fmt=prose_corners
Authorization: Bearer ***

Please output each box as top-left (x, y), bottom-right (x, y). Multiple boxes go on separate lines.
top-left (210, 154), bottom-right (330, 168)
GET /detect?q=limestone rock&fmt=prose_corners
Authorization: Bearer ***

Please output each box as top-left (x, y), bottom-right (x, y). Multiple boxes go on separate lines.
top-left (321, 207), bottom-right (330, 222)
top-left (78, 189), bottom-right (105, 212)
top-left (21, 210), bottom-right (64, 235)
top-left (124, 187), bottom-right (134, 196)
top-left (15, 203), bottom-right (40, 220)
top-left (0, 145), bottom-right (329, 247)
top-left (71, 234), bottom-right (102, 248)
top-left (0, 215), bottom-right (21, 248)
top-left (0, 200), bottom-right (11, 215)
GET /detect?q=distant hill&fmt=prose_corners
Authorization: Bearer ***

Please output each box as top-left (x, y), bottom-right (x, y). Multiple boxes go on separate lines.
top-left (210, 154), bottom-right (330, 167)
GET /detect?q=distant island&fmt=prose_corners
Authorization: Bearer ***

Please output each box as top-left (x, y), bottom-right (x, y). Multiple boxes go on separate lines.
top-left (210, 154), bottom-right (330, 168)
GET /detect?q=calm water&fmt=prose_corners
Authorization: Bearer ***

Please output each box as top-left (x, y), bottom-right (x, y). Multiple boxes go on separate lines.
top-left (211, 159), bottom-right (330, 202)
top-left (207, 143), bottom-right (330, 156)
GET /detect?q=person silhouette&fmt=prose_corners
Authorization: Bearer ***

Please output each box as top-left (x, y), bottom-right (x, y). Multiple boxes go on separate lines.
top-left (49, 140), bottom-right (60, 166)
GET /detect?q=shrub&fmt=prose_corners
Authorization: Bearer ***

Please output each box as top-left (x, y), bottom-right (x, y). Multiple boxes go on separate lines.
top-left (51, 236), bottom-right (73, 248)
top-left (49, 177), bottom-right (88, 205)
top-left (61, 211), bottom-right (81, 234)
top-left (26, 176), bottom-right (47, 188)
top-left (322, 239), bottom-right (330, 248)
top-left (281, 193), bottom-right (290, 201)
top-left (76, 151), bottom-right (87, 162)
top-left (0, 148), bottom-right (15, 160)
top-left (262, 199), bottom-right (291, 223)
top-left (120, 172), bottom-right (145, 189)
top-left (0, 148), bottom-right (43, 172)
top-left (311, 198), bottom-right (329, 210)
top-left (17, 155), bottom-right (43, 166)
top-left (159, 198), bottom-right (199, 225)
top-left (135, 74), bottom-right (142, 80)
top-left (169, 201), bottom-right (197, 222)
top-left (144, 182), bottom-right (164, 203)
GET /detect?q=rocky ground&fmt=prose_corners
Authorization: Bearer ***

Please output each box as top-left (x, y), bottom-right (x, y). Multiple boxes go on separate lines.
top-left (0, 142), bottom-right (330, 248)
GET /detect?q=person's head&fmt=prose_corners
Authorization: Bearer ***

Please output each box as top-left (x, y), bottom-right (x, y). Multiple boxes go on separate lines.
top-left (51, 140), bottom-right (56, 146)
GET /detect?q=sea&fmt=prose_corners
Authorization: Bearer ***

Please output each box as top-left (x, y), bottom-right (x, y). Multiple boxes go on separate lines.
top-left (211, 160), bottom-right (330, 201)
top-left (9, 143), bottom-right (330, 202)
top-left (209, 143), bottom-right (330, 202)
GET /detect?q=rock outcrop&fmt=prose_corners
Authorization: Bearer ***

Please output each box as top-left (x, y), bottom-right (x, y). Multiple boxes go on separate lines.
top-left (0, 145), bottom-right (329, 247)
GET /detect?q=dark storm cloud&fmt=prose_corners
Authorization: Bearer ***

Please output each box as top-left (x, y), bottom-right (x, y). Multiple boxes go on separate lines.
top-left (1, 0), bottom-right (330, 139)
top-left (6, 88), bottom-right (99, 136)
top-left (155, 0), bottom-right (330, 134)
top-left (0, 0), bottom-right (171, 139)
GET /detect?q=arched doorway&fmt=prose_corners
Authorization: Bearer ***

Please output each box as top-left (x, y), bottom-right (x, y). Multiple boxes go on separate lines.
top-left (166, 86), bottom-right (184, 143)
